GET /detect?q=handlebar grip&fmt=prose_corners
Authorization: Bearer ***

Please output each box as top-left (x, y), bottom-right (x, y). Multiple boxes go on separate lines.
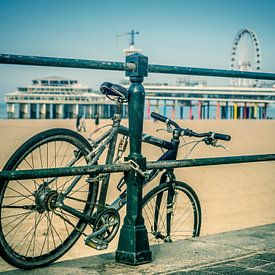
top-left (151, 112), bottom-right (168, 123)
top-left (213, 133), bottom-right (231, 141)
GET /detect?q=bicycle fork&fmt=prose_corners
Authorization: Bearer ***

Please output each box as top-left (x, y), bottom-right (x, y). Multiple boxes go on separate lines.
top-left (153, 170), bottom-right (176, 242)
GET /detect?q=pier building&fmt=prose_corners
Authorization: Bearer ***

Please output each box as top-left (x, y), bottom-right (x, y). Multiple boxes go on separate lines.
top-left (5, 77), bottom-right (122, 119)
top-left (142, 83), bottom-right (275, 120)
top-left (5, 77), bottom-right (275, 120)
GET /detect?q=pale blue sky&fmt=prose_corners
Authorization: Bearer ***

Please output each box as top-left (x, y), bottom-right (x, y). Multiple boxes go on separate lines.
top-left (1, 0), bottom-right (275, 100)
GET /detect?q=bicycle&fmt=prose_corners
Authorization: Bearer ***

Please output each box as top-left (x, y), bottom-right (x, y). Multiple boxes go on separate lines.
top-left (0, 82), bottom-right (231, 269)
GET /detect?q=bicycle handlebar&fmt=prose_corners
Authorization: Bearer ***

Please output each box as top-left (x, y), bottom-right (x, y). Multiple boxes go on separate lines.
top-left (151, 112), bottom-right (180, 128)
top-left (212, 132), bottom-right (231, 141)
top-left (151, 112), bottom-right (169, 123)
top-left (151, 112), bottom-right (231, 141)
top-left (182, 129), bottom-right (231, 141)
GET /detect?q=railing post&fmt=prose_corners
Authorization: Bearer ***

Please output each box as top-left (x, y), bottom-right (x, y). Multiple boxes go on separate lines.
top-left (115, 53), bottom-right (152, 265)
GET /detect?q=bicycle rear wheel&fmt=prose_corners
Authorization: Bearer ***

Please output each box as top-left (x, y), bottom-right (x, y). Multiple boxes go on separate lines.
top-left (0, 128), bottom-right (98, 269)
top-left (142, 181), bottom-right (201, 244)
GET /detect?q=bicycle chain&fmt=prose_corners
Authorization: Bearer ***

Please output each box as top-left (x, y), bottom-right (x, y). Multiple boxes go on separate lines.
top-left (52, 209), bottom-right (88, 237)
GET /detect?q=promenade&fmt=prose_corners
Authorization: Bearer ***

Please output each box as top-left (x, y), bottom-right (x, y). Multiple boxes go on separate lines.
top-left (1, 223), bottom-right (274, 274)
top-left (0, 119), bottom-right (274, 273)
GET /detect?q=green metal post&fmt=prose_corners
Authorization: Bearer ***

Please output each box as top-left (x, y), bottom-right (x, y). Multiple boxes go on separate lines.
top-left (115, 53), bottom-right (152, 265)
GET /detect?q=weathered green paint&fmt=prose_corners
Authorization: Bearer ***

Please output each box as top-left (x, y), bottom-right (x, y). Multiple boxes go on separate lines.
top-left (0, 154), bottom-right (275, 181)
top-left (148, 63), bottom-right (275, 80)
top-left (126, 53), bottom-right (148, 78)
top-left (147, 153), bottom-right (275, 170)
top-left (1, 53), bottom-right (275, 80)
top-left (0, 162), bottom-right (130, 180)
top-left (0, 54), bottom-right (136, 72)
top-left (116, 53), bottom-right (152, 265)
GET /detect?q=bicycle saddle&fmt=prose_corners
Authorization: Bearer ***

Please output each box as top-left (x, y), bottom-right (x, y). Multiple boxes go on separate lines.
top-left (100, 82), bottom-right (128, 102)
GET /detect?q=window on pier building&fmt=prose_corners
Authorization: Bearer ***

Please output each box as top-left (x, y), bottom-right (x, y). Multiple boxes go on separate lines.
top-left (50, 81), bottom-right (59, 86)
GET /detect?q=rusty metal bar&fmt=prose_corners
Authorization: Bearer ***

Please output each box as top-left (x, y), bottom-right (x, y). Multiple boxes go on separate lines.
top-left (1, 53), bottom-right (275, 80)
top-left (146, 153), bottom-right (275, 170)
top-left (0, 163), bottom-right (131, 181)
top-left (1, 154), bottom-right (274, 181)
top-left (148, 64), bottom-right (275, 80)
top-left (0, 54), bottom-right (136, 72)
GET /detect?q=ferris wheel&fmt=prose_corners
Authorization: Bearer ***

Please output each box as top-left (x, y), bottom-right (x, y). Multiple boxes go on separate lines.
top-left (230, 28), bottom-right (261, 87)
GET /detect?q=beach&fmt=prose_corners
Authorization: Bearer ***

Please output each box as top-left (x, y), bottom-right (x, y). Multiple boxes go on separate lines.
top-left (0, 118), bottom-right (274, 270)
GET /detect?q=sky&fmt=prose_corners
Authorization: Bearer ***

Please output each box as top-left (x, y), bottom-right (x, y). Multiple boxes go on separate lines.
top-left (0, 0), bottom-right (275, 100)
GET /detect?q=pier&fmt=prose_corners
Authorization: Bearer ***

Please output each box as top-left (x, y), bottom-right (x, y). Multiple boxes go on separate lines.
top-left (5, 77), bottom-right (124, 119)
top-left (5, 78), bottom-right (275, 119)
top-left (143, 84), bottom-right (275, 119)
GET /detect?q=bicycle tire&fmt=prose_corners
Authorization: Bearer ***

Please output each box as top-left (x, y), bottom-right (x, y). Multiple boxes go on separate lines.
top-left (142, 181), bottom-right (201, 244)
top-left (0, 128), bottom-right (98, 269)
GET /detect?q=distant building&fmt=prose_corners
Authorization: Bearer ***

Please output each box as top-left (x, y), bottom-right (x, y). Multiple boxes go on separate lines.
top-left (4, 77), bottom-right (275, 120)
top-left (5, 77), bottom-right (119, 119)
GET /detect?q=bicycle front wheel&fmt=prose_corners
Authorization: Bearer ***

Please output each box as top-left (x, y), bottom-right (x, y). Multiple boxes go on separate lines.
top-left (142, 181), bottom-right (201, 244)
top-left (0, 128), bottom-right (97, 269)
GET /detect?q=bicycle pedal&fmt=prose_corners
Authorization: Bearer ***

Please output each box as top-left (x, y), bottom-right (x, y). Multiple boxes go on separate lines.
top-left (85, 238), bottom-right (108, 250)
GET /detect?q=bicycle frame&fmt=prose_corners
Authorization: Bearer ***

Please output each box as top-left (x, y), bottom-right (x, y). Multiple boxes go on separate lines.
top-left (55, 104), bottom-right (181, 224)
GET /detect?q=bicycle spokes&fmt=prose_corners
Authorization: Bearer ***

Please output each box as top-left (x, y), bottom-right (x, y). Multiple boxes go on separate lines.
top-left (143, 182), bottom-right (201, 244)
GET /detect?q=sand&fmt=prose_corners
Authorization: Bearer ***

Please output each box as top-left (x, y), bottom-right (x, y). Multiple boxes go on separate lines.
top-left (0, 118), bottom-right (274, 270)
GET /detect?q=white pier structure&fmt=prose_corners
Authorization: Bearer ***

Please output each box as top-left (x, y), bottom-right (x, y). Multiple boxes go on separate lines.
top-left (5, 77), bottom-right (275, 120)
top-left (143, 84), bottom-right (275, 119)
top-left (5, 77), bottom-right (121, 119)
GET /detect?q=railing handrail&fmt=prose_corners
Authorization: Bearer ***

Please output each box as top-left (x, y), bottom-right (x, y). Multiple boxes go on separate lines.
top-left (1, 53), bottom-right (275, 81)
top-left (148, 64), bottom-right (275, 80)
top-left (0, 54), bottom-right (135, 72)
top-left (0, 154), bottom-right (275, 181)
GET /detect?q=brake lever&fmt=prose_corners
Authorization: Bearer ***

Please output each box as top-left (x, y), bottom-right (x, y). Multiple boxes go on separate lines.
top-left (204, 137), bottom-right (229, 151)
top-left (215, 144), bottom-right (229, 151)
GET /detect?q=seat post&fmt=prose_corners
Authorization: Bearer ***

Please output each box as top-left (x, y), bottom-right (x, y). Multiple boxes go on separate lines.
top-left (115, 53), bottom-right (152, 265)
top-left (115, 100), bottom-right (123, 118)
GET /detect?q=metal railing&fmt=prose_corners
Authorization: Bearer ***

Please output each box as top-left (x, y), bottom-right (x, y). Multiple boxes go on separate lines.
top-left (0, 154), bottom-right (275, 181)
top-left (1, 53), bottom-right (275, 80)
top-left (1, 52), bottom-right (275, 265)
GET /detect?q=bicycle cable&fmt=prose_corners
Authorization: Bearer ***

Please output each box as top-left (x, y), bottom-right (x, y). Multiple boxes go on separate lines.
top-left (184, 139), bottom-right (205, 159)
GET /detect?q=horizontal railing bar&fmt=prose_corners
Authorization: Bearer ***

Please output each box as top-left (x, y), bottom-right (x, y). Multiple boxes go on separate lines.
top-left (148, 64), bottom-right (275, 80)
top-left (146, 153), bottom-right (275, 170)
top-left (1, 53), bottom-right (275, 80)
top-left (0, 163), bottom-right (131, 180)
top-left (0, 154), bottom-right (274, 181)
top-left (0, 54), bottom-right (136, 72)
